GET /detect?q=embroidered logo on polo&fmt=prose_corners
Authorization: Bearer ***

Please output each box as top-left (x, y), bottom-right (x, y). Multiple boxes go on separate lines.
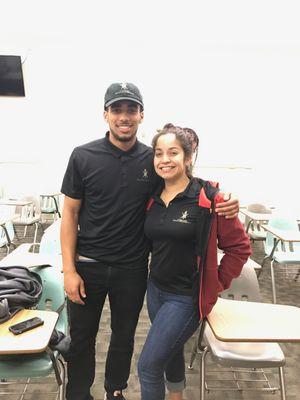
top-left (173, 210), bottom-right (191, 224)
top-left (137, 168), bottom-right (150, 182)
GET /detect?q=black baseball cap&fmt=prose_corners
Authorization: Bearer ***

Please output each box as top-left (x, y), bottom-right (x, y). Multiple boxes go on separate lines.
top-left (104, 82), bottom-right (144, 110)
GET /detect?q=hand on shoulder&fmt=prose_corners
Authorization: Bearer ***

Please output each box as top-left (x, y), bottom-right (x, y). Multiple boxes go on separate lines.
top-left (215, 192), bottom-right (239, 219)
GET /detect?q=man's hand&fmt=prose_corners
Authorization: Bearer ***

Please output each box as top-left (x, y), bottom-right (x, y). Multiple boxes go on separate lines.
top-left (64, 270), bottom-right (86, 305)
top-left (215, 192), bottom-right (239, 219)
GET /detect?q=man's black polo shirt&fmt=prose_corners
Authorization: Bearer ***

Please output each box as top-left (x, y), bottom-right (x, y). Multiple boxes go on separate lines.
top-left (61, 133), bottom-right (157, 269)
top-left (145, 179), bottom-right (201, 295)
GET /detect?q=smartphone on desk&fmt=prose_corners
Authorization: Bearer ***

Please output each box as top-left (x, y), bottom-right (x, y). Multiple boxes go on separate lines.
top-left (9, 317), bottom-right (44, 335)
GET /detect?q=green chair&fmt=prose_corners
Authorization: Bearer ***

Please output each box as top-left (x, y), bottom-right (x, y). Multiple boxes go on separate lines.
top-left (0, 265), bottom-right (67, 399)
top-left (260, 215), bottom-right (300, 303)
top-left (40, 194), bottom-right (62, 222)
top-left (0, 223), bottom-right (11, 256)
top-left (0, 221), bottom-right (16, 256)
top-left (0, 206), bottom-right (17, 255)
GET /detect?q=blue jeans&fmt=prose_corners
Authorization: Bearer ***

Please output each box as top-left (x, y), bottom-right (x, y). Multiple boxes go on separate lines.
top-left (138, 279), bottom-right (200, 400)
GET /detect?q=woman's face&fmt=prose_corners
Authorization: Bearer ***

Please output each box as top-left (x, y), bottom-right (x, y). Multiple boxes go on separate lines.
top-left (153, 133), bottom-right (191, 182)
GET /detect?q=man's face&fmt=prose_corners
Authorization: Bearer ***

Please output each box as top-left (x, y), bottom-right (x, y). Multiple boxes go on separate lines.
top-left (104, 100), bottom-right (144, 144)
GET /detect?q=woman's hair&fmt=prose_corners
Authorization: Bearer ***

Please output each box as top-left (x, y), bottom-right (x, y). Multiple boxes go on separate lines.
top-left (183, 127), bottom-right (199, 165)
top-left (183, 127), bottom-right (199, 150)
top-left (152, 123), bottom-right (198, 177)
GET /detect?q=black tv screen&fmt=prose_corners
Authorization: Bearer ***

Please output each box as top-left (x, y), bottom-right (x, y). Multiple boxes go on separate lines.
top-left (0, 55), bottom-right (25, 96)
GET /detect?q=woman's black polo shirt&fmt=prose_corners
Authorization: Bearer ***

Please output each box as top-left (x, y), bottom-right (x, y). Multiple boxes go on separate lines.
top-left (61, 134), bottom-right (157, 269)
top-left (145, 179), bottom-right (201, 295)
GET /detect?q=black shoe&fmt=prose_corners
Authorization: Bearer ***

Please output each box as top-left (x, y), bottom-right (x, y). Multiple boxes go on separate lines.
top-left (104, 392), bottom-right (126, 400)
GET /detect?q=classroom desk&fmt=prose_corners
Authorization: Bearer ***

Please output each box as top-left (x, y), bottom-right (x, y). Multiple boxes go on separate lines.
top-left (0, 216), bottom-right (17, 226)
top-left (43, 217), bottom-right (61, 236)
top-left (207, 297), bottom-right (300, 342)
top-left (0, 309), bottom-right (58, 354)
top-left (40, 192), bottom-right (61, 198)
top-left (261, 224), bottom-right (300, 243)
top-left (0, 199), bottom-right (33, 207)
top-left (0, 200), bottom-right (34, 242)
top-left (239, 209), bottom-right (273, 233)
top-left (0, 244), bottom-right (62, 271)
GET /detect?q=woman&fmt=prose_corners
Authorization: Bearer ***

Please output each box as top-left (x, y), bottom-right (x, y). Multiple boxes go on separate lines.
top-left (137, 124), bottom-right (251, 400)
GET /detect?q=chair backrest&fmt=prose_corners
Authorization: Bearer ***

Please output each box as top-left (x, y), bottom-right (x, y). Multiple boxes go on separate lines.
top-left (15, 196), bottom-right (41, 222)
top-left (247, 203), bottom-right (271, 213)
top-left (39, 219), bottom-right (62, 255)
top-left (5, 221), bottom-right (15, 243)
top-left (245, 203), bottom-right (272, 237)
top-left (220, 263), bottom-right (261, 302)
top-left (33, 265), bottom-right (67, 334)
top-left (0, 225), bottom-right (8, 247)
top-left (33, 266), bottom-right (65, 311)
top-left (0, 221), bottom-right (15, 248)
top-left (40, 195), bottom-right (60, 213)
top-left (264, 215), bottom-right (300, 255)
top-left (39, 236), bottom-right (62, 255)
top-left (0, 206), bottom-right (16, 248)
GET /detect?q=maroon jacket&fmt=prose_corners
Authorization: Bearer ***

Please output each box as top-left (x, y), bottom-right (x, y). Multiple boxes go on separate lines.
top-left (197, 185), bottom-right (251, 319)
top-left (147, 178), bottom-right (251, 320)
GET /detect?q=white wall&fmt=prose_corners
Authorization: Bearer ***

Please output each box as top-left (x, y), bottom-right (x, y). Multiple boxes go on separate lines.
top-left (0, 0), bottom-right (299, 210)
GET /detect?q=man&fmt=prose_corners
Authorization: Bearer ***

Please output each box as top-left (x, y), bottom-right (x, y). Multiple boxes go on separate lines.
top-left (60, 82), bottom-right (239, 400)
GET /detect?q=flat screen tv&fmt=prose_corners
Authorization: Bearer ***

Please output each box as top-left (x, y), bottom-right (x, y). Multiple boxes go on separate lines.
top-left (0, 55), bottom-right (25, 96)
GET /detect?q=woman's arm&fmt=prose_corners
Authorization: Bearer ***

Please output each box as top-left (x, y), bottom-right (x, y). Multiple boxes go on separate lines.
top-left (215, 193), bottom-right (252, 290)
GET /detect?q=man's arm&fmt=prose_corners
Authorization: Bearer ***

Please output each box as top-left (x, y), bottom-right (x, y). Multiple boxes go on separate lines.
top-left (60, 195), bottom-right (86, 305)
top-left (215, 192), bottom-right (239, 219)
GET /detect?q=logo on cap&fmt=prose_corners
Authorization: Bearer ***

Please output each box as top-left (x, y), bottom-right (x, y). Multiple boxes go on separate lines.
top-left (120, 82), bottom-right (128, 90)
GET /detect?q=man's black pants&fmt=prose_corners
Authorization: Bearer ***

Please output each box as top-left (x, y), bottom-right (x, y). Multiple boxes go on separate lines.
top-left (65, 261), bottom-right (148, 400)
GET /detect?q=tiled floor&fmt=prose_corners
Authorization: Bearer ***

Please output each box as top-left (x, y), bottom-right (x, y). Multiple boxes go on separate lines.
top-left (0, 225), bottom-right (299, 399)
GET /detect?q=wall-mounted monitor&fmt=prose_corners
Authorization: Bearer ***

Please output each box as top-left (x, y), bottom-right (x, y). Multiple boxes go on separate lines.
top-left (0, 55), bottom-right (25, 97)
